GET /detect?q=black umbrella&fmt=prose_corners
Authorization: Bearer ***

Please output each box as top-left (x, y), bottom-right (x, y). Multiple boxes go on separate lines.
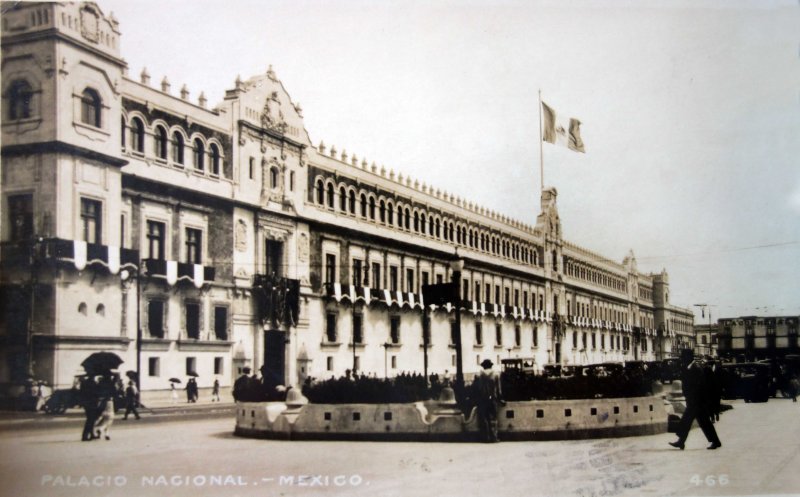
top-left (169, 378), bottom-right (182, 383)
top-left (187, 371), bottom-right (199, 377)
top-left (126, 370), bottom-right (138, 380)
top-left (81, 352), bottom-right (123, 373)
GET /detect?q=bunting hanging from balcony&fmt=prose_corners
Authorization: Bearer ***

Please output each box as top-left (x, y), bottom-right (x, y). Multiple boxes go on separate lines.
top-left (74, 240), bottom-right (87, 270)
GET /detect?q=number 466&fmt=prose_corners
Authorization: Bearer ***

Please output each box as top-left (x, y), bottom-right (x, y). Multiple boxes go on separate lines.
top-left (691, 475), bottom-right (729, 486)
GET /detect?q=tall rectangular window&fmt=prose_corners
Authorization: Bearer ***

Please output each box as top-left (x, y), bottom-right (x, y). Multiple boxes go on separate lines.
top-left (486, 283), bottom-right (491, 303)
top-left (327, 356), bottom-right (334, 371)
top-left (325, 254), bottom-right (336, 284)
top-left (504, 288), bottom-right (510, 305)
top-left (147, 300), bottom-right (165, 338)
top-left (515, 325), bottom-right (521, 346)
top-left (185, 301), bottom-right (200, 339)
top-left (406, 268), bottom-right (415, 293)
top-left (80, 198), bottom-right (102, 244)
top-left (146, 220), bottom-right (166, 260)
top-left (422, 316), bottom-right (431, 344)
top-left (265, 240), bottom-right (283, 277)
top-left (462, 279), bottom-right (469, 300)
top-left (371, 262), bottom-right (381, 288)
top-left (353, 313), bottom-right (363, 344)
top-left (214, 357), bottom-right (223, 375)
top-left (326, 313), bottom-right (337, 342)
top-left (421, 271), bottom-right (429, 287)
top-left (474, 282), bottom-right (481, 302)
top-left (390, 315), bottom-right (401, 344)
top-left (514, 289), bottom-right (520, 307)
top-left (475, 321), bottom-right (483, 345)
top-left (523, 291), bottom-right (529, 308)
top-left (389, 266), bottom-right (399, 292)
top-left (450, 321), bottom-right (457, 345)
top-left (352, 259), bottom-right (363, 286)
top-left (185, 228), bottom-right (202, 264)
top-left (8, 194), bottom-right (34, 241)
top-left (249, 157), bottom-right (255, 179)
top-left (214, 306), bottom-right (228, 340)
top-left (148, 357), bottom-right (160, 377)
top-left (495, 286), bottom-right (501, 305)
top-left (436, 274), bottom-right (443, 284)
top-left (533, 326), bottom-right (538, 347)
top-left (185, 357), bottom-right (196, 375)
top-left (495, 324), bottom-right (502, 346)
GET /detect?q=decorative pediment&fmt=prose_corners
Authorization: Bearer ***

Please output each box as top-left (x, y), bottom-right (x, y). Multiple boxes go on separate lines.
top-left (261, 98), bottom-right (288, 135)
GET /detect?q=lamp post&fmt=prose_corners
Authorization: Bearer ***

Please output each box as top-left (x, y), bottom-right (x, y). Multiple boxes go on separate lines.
top-left (449, 257), bottom-right (464, 396)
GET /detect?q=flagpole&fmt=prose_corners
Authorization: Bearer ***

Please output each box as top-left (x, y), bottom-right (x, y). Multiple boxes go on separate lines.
top-left (538, 89), bottom-right (544, 193)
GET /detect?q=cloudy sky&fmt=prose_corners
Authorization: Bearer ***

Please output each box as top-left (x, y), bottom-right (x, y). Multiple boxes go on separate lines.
top-left (100, 0), bottom-right (800, 320)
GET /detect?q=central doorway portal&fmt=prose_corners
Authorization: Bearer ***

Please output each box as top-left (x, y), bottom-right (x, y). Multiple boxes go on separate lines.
top-left (263, 330), bottom-right (286, 387)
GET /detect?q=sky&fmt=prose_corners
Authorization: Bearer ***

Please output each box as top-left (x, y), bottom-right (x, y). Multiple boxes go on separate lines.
top-left (98, 0), bottom-right (800, 321)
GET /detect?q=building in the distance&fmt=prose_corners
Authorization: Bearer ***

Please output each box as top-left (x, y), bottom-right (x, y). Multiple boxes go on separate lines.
top-left (693, 323), bottom-right (719, 358)
top-left (0, 1), bottom-right (695, 402)
top-left (716, 316), bottom-right (799, 362)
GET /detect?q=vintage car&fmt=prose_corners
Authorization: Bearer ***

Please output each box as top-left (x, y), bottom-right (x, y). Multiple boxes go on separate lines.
top-left (720, 362), bottom-right (770, 403)
top-left (500, 358), bottom-right (536, 376)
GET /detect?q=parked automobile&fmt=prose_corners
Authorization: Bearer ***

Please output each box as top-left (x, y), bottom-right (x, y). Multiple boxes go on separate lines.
top-left (720, 363), bottom-right (770, 403)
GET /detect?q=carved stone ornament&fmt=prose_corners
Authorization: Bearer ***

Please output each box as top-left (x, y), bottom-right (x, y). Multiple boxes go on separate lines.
top-left (235, 219), bottom-right (248, 252)
top-left (298, 232), bottom-right (309, 263)
top-left (80, 6), bottom-right (100, 44)
top-left (261, 99), bottom-right (288, 135)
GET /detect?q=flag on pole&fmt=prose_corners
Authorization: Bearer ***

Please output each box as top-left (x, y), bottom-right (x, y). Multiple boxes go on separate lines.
top-left (541, 101), bottom-right (585, 153)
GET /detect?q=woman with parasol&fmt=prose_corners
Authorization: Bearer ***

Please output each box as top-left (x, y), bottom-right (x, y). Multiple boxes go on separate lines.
top-left (169, 378), bottom-right (181, 404)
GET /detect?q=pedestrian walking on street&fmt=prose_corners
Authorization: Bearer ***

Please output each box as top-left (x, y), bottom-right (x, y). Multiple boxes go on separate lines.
top-left (170, 383), bottom-right (178, 404)
top-left (472, 359), bottom-right (505, 443)
top-left (79, 375), bottom-right (100, 441)
top-left (93, 396), bottom-right (115, 440)
top-left (669, 350), bottom-right (722, 450)
top-left (185, 378), bottom-right (198, 403)
top-left (212, 379), bottom-right (220, 402)
top-left (123, 381), bottom-right (140, 420)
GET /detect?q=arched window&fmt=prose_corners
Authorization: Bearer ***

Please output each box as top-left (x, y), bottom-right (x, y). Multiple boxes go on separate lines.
top-left (130, 117), bottom-right (145, 153)
top-left (339, 187), bottom-right (347, 212)
top-left (326, 183), bottom-right (334, 208)
top-left (193, 138), bottom-right (205, 171)
top-left (387, 202), bottom-right (394, 225)
top-left (379, 200), bottom-right (386, 223)
top-left (315, 179), bottom-right (324, 205)
top-left (120, 117), bottom-right (126, 149)
top-left (435, 219), bottom-right (440, 238)
top-left (271, 167), bottom-right (280, 190)
top-left (360, 194), bottom-right (367, 217)
top-left (404, 208), bottom-right (411, 230)
top-left (154, 125), bottom-right (168, 160)
top-left (80, 88), bottom-right (102, 127)
top-left (369, 197), bottom-right (376, 220)
top-left (413, 212), bottom-right (419, 232)
top-left (209, 143), bottom-right (220, 174)
top-left (172, 132), bottom-right (184, 165)
top-left (348, 191), bottom-right (356, 214)
top-left (420, 213), bottom-right (427, 235)
top-left (6, 80), bottom-right (34, 120)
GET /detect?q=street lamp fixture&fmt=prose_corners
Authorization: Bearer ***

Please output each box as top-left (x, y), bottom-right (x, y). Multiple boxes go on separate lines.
top-left (449, 254), bottom-right (465, 400)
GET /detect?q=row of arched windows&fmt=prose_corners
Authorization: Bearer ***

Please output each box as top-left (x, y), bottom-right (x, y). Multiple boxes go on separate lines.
top-left (314, 176), bottom-right (543, 266)
top-left (121, 114), bottom-right (224, 177)
top-left (565, 259), bottom-right (626, 292)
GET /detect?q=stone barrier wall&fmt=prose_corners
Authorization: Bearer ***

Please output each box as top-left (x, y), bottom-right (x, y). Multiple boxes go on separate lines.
top-left (235, 395), bottom-right (669, 442)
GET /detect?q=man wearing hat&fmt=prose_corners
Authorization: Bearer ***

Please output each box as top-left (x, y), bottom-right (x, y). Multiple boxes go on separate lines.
top-left (669, 349), bottom-right (722, 450)
top-left (233, 367), bottom-right (252, 402)
top-left (472, 359), bottom-right (504, 443)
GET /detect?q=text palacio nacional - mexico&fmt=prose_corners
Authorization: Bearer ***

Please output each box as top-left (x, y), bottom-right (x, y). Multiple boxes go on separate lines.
top-left (0, 2), bottom-right (694, 399)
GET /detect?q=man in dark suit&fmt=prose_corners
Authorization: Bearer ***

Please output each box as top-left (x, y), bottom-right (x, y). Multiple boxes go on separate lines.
top-left (472, 359), bottom-right (505, 443)
top-left (669, 349), bottom-right (722, 450)
top-left (233, 367), bottom-right (252, 402)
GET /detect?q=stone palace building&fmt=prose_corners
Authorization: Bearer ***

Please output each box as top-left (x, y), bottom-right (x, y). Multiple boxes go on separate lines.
top-left (1, 2), bottom-right (695, 400)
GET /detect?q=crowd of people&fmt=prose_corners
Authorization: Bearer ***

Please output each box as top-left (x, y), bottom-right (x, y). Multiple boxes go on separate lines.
top-left (301, 370), bottom-right (448, 404)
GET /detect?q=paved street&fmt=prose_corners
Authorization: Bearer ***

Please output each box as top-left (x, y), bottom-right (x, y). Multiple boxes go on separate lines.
top-left (0, 398), bottom-right (798, 497)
